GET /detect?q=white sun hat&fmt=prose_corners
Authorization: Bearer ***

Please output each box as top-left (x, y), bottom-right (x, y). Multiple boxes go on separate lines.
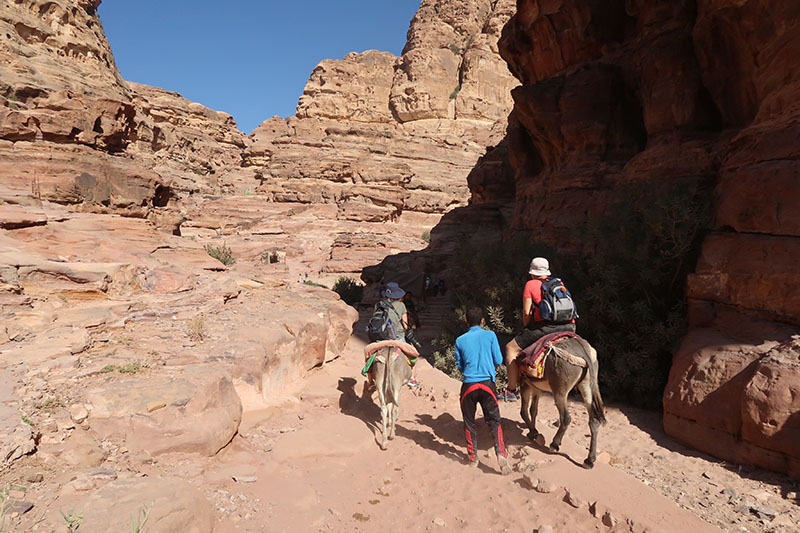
top-left (529, 257), bottom-right (551, 276)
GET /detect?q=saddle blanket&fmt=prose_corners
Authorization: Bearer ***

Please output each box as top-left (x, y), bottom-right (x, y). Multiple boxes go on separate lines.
top-left (361, 340), bottom-right (419, 376)
top-left (518, 331), bottom-right (580, 379)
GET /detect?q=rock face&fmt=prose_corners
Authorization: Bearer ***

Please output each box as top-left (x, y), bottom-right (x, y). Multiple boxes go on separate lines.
top-left (465, 0), bottom-right (800, 476)
top-left (246, 0), bottom-right (518, 222)
top-left (0, 0), bottom-right (248, 216)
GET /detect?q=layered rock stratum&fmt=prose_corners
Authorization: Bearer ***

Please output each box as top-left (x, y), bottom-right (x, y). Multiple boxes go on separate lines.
top-left (246, 0), bottom-right (518, 223)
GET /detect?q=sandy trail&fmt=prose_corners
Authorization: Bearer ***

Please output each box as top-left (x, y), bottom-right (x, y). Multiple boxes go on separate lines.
top-left (190, 323), bottom-right (796, 533)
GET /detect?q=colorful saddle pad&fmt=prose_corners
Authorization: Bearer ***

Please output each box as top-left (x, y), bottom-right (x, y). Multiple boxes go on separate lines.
top-left (518, 331), bottom-right (580, 378)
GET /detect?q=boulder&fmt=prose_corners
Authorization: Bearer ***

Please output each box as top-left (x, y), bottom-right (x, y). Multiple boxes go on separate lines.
top-left (51, 477), bottom-right (213, 533)
top-left (85, 366), bottom-right (242, 456)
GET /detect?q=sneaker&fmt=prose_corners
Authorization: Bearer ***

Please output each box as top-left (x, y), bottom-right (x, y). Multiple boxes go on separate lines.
top-left (500, 389), bottom-right (519, 402)
top-left (407, 378), bottom-right (420, 388)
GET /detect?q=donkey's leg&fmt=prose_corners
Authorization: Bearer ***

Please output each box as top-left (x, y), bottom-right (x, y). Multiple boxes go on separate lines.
top-left (520, 381), bottom-right (542, 442)
top-left (379, 402), bottom-right (389, 450)
top-left (549, 389), bottom-right (571, 453)
top-left (578, 377), bottom-right (599, 468)
top-left (376, 365), bottom-right (389, 450)
top-left (389, 402), bottom-right (399, 440)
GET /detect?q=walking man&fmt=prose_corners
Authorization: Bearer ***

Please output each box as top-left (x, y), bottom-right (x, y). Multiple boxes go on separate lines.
top-left (456, 307), bottom-right (512, 474)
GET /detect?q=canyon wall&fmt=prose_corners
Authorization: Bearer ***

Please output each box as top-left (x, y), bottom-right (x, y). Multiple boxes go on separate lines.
top-left (245, 0), bottom-right (518, 223)
top-left (488, 0), bottom-right (800, 476)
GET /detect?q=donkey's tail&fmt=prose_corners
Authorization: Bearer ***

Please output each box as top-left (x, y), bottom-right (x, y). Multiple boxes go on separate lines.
top-left (586, 344), bottom-right (607, 426)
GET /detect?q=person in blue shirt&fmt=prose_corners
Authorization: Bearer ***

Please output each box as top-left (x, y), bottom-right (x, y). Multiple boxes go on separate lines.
top-left (455, 307), bottom-right (512, 475)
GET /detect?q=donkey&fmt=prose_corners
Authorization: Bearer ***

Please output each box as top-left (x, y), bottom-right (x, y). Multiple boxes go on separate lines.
top-left (518, 336), bottom-right (606, 468)
top-left (371, 346), bottom-right (412, 450)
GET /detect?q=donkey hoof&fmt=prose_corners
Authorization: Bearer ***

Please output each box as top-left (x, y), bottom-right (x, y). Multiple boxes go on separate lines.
top-left (549, 443), bottom-right (560, 453)
top-left (380, 441), bottom-right (388, 451)
top-left (527, 430), bottom-right (539, 441)
top-left (583, 458), bottom-right (595, 469)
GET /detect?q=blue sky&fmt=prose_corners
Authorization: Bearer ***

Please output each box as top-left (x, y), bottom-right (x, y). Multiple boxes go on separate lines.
top-left (99, 1), bottom-right (420, 134)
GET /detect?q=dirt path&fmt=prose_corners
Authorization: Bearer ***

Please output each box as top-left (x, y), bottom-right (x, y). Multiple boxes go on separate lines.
top-left (191, 327), bottom-right (798, 532)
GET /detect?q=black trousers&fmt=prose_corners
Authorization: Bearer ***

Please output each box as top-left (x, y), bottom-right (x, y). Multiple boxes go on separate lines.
top-left (460, 380), bottom-right (507, 461)
top-left (514, 322), bottom-right (576, 350)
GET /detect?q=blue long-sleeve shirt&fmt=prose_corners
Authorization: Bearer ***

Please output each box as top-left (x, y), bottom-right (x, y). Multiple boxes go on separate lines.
top-left (456, 326), bottom-right (504, 383)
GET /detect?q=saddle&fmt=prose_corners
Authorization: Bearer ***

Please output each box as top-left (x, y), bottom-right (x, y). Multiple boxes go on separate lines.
top-left (517, 331), bottom-right (580, 379)
top-left (361, 340), bottom-right (419, 376)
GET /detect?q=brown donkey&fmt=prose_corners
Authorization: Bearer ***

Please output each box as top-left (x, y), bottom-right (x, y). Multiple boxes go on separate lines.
top-left (519, 336), bottom-right (606, 468)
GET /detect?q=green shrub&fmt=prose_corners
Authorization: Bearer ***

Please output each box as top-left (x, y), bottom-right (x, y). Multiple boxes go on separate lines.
top-left (204, 244), bottom-right (235, 266)
top-left (448, 43), bottom-right (460, 55)
top-left (332, 277), bottom-right (364, 306)
top-left (449, 84), bottom-right (461, 100)
top-left (430, 183), bottom-right (711, 408)
top-left (303, 280), bottom-right (327, 289)
top-left (421, 231), bottom-right (431, 243)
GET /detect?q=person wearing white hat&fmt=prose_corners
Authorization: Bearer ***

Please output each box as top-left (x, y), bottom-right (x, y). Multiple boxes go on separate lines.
top-left (501, 257), bottom-right (576, 401)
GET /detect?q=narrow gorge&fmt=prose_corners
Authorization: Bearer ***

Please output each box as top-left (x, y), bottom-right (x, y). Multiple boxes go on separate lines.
top-left (1, 0), bottom-right (799, 530)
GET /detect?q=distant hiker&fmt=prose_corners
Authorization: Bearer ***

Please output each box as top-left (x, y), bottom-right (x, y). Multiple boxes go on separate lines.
top-left (437, 279), bottom-right (447, 295)
top-left (502, 257), bottom-right (577, 401)
top-left (456, 307), bottom-right (511, 474)
top-left (403, 291), bottom-right (421, 331)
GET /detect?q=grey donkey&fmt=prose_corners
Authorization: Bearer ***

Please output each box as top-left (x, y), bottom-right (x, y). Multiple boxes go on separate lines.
top-left (371, 346), bottom-right (412, 450)
top-left (519, 336), bottom-right (606, 468)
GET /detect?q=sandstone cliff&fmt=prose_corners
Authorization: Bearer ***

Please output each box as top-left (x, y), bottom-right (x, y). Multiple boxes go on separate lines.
top-left (246, 0), bottom-right (518, 223)
top-left (464, 0), bottom-right (800, 476)
top-left (0, 0), bottom-right (250, 217)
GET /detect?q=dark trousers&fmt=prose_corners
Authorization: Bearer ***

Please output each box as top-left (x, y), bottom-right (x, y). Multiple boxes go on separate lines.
top-left (514, 321), bottom-right (576, 350)
top-left (460, 380), bottom-right (507, 461)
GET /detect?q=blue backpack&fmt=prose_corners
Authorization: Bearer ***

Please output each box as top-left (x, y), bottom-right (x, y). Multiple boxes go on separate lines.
top-left (538, 278), bottom-right (577, 324)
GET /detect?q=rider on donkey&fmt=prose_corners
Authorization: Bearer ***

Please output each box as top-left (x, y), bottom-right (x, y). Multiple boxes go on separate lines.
top-left (501, 257), bottom-right (576, 401)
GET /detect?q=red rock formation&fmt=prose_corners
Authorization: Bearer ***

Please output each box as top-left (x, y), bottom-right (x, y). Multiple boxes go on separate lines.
top-left (487, 0), bottom-right (800, 476)
top-left (246, 0), bottom-right (518, 223)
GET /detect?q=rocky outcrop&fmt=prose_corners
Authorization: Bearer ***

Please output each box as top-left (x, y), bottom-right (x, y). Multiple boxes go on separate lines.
top-left (462, 0), bottom-right (800, 476)
top-left (246, 0), bottom-right (518, 222)
top-left (52, 477), bottom-right (214, 532)
top-left (0, 0), bottom-right (250, 215)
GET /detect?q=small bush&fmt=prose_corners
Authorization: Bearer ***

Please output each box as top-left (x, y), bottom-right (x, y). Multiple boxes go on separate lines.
top-left (99, 362), bottom-right (145, 374)
top-left (303, 280), bottom-right (327, 289)
top-left (448, 43), bottom-right (460, 55)
top-left (186, 315), bottom-right (206, 342)
top-left (332, 277), bottom-right (364, 306)
top-left (449, 84), bottom-right (462, 100)
top-left (421, 231), bottom-right (431, 243)
top-left (204, 244), bottom-right (236, 266)
top-left (118, 362), bottom-right (141, 374)
top-left (33, 397), bottom-right (63, 413)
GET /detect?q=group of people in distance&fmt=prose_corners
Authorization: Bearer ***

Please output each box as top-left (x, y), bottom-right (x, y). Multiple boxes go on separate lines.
top-left (375, 256), bottom-right (574, 471)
